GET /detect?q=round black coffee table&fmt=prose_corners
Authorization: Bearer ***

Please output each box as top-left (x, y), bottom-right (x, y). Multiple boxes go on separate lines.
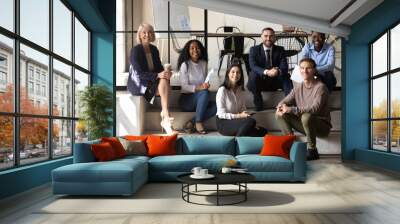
top-left (177, 173), bottom-right (255, 206)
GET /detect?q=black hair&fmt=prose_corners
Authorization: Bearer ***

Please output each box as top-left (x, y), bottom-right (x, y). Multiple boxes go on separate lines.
top-left (177, 39), bottom-right (208, 70)
top-left (261, 27), bottom-right (275, 33)
top-left (299, 58), bottom-right (317, 68)
top-left (311, 31), bottom-right (326, 40)
top-left (221, 61), bottom-right (245, 91)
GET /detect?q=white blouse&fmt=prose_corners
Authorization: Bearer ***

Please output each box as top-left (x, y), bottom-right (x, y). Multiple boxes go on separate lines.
top-left (179, 60), bottom-right (207, 93)
top-left (216, 86), bottom-right (247, 119)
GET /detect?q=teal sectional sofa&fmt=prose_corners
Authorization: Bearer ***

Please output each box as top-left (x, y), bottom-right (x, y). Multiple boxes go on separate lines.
top-left (52, 136), bottom-right (307, 196)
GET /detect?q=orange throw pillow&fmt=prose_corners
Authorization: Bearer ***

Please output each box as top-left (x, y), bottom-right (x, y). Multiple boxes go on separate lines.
top-left (259, 135), bottom-right (296, 159)
top-left (101, 137), bottom-right (127, 158)
top-left (146, 134), bottom-right (177, 157)
top-left (91, 142), bottom-right (117, 161)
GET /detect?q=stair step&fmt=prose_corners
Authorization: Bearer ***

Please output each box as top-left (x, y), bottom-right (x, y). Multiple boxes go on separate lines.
top-left (143, 110), bottom-right (341, 132)
top-left (147, 89), bottom-right (341, 110)
top-left (142, 131), bottom-right (341, 155)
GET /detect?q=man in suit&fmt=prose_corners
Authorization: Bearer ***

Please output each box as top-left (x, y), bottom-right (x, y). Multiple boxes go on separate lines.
top-left (247, 27), bottom-right (293, 111)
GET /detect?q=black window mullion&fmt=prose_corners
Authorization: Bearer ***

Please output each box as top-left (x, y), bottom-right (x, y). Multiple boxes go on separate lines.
top-left (387, 29), bottom-right (391, 152)
top-left (369, 44), bottom-right (374, 149)
top-left (13, 0), bottom-right (20, 167)
top-left (71, 9), bottom-right (76, 154)
top-left (204, 9), bottom-right (208, 53)
top-left (167, 1), bottom-right (170, 63)
top-left (48, 0), bottom-right (54, 160)
top-left (88, 25), bottom-right (91, 73)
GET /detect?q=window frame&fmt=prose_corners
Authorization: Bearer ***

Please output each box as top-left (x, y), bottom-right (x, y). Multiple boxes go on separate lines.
top-left (0, 0), bottom-right (91, 171)
top-left (370, 19), bottom-right (400, 154)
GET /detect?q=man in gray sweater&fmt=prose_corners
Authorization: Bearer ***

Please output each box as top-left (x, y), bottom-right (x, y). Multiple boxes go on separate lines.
top-left (275, 58), bottom-right (332, 160)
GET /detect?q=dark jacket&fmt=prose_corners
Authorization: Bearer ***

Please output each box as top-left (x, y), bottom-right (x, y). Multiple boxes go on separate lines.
top-left (127, 44), bottom-right (163, 96)
top-left (249, 43), bottom-right (288, 77)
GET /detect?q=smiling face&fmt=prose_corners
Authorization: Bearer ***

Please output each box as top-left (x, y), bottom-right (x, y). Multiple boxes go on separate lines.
top-left (228, 66), bottom-right (242, 85)
top-left (139, 25), bottom-right (155, 44)
top-left (300, 60), bottom-right (316, 81)
top-left (261, 29), bottom-right (276, 48)
top-left (311, 32), bottom-right (325, 51)
top-left (189, 41), bottom-right (201, 62)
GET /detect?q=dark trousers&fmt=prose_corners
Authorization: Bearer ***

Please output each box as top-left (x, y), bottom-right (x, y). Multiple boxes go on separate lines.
top-left (216, 117), bottom-right (267, 137)
top-left (318, 71), bottom-right (337, 92)
top-left (179, 90), bottom-right (217, 123)
top-left (275, 113), bottom-right (331, 149)
top-left (247, 72), bottom-right (293, 110)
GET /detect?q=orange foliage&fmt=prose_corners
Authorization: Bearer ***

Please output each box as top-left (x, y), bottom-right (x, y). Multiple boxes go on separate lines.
top-left (0, 84), bottom-right (60, 149)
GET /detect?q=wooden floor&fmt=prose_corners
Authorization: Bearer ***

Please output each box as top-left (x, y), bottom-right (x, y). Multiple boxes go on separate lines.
top-left (1, 157), bottom-right (400, 224)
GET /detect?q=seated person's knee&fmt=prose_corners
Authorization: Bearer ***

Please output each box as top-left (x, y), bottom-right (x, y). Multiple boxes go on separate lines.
top-left (301, 113), bottom-right (312, 125)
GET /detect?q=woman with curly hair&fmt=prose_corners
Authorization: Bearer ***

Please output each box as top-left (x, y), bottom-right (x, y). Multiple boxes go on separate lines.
top-left (177, 39), bottom-right (216, 134)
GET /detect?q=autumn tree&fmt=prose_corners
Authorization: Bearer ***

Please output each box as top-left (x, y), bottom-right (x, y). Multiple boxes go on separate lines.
top-left (0, 84), bottom-right (60, 151)
top-left (372, 99), bottom-right (400, 143)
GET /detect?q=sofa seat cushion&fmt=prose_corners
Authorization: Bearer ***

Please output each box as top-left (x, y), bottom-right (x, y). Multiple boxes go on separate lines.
top-left (116, 155), bottom-right (150, 163)
top-left (149, 154), bottom-right (235, 172)
top-left (236, 155), bottom-right (293, 172)
top-left (177, 136), bottom-right (236, 155)
top-left (53, 159), bottom-right (147, 183)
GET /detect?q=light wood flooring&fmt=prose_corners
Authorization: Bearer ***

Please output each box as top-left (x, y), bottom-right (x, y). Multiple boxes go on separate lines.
top-left (1, 156), bottom-right (400, 224)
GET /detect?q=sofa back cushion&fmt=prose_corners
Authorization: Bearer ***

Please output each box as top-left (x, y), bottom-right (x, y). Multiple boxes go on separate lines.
top-left (73, 139), bottom-right (100, 163)
top-left (91, 142), bottom-right (118, 161)
top-left (118, 138), bottom-right (147, 156)
top-left (101, 137), bottom-right (127, 158)
top-left (147, 134), bottom-right (178, 157)
top-left (236, 137), bottom-right (263, 155)
top-left (177, 136), bottom-right (235, 155)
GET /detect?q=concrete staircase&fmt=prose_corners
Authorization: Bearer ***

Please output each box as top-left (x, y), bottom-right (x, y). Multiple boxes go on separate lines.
top-left (142, 89), bottom-right (342, 155)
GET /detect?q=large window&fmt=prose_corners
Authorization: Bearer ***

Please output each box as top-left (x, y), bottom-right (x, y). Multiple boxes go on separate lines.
top-left (0, 0), bottom-right (91, 170)
top-left (370, 23), bottom-right (400, 153)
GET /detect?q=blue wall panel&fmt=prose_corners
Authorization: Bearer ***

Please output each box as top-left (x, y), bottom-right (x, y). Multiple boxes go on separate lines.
top-left (0, 158), bottom-right (72, 199)
top-left (91, 32), bottom-right (115, 136)
top-left (344, 0), bottom-right (400, 171)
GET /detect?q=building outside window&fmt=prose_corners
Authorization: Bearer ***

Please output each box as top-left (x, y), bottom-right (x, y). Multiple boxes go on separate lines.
top-left (41, 73), bottom-right (46, 83)
top-left (28, 81), bottom-right (34, 94)
top-left (35, 70), bottom-right (40, 81)
top-left (0, 0), bottom-right (91, 170)
top-left (370, 23), bottom-right (400, 153)
top-left (35, 83), bottom-right (40, 95)
top-left (28, 67), bottom-right (34, 80)
top-left (0, 54), bottom-right (7, 89)
top-left (41, 85), bottom-right (46, 97)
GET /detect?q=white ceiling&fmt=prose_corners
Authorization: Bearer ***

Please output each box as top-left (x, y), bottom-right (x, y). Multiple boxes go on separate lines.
top-left (225, 0), bottom-right (352, 22)
top-left (169, 0), bottom-right (384, 38)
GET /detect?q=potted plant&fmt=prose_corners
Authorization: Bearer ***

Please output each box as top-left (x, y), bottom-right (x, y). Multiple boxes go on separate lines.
top-left (79, 84), bottom-right (113, 140)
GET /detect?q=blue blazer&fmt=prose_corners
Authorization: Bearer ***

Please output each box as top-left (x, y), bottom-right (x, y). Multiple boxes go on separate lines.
top-left (127, 44), bottom-right (163, 96)
top-left (249, 44), bottom-right (288, 77)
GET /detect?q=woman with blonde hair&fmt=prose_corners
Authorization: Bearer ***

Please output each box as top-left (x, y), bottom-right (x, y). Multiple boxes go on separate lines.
top-left (127, 23), bottom-right (176, 134)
